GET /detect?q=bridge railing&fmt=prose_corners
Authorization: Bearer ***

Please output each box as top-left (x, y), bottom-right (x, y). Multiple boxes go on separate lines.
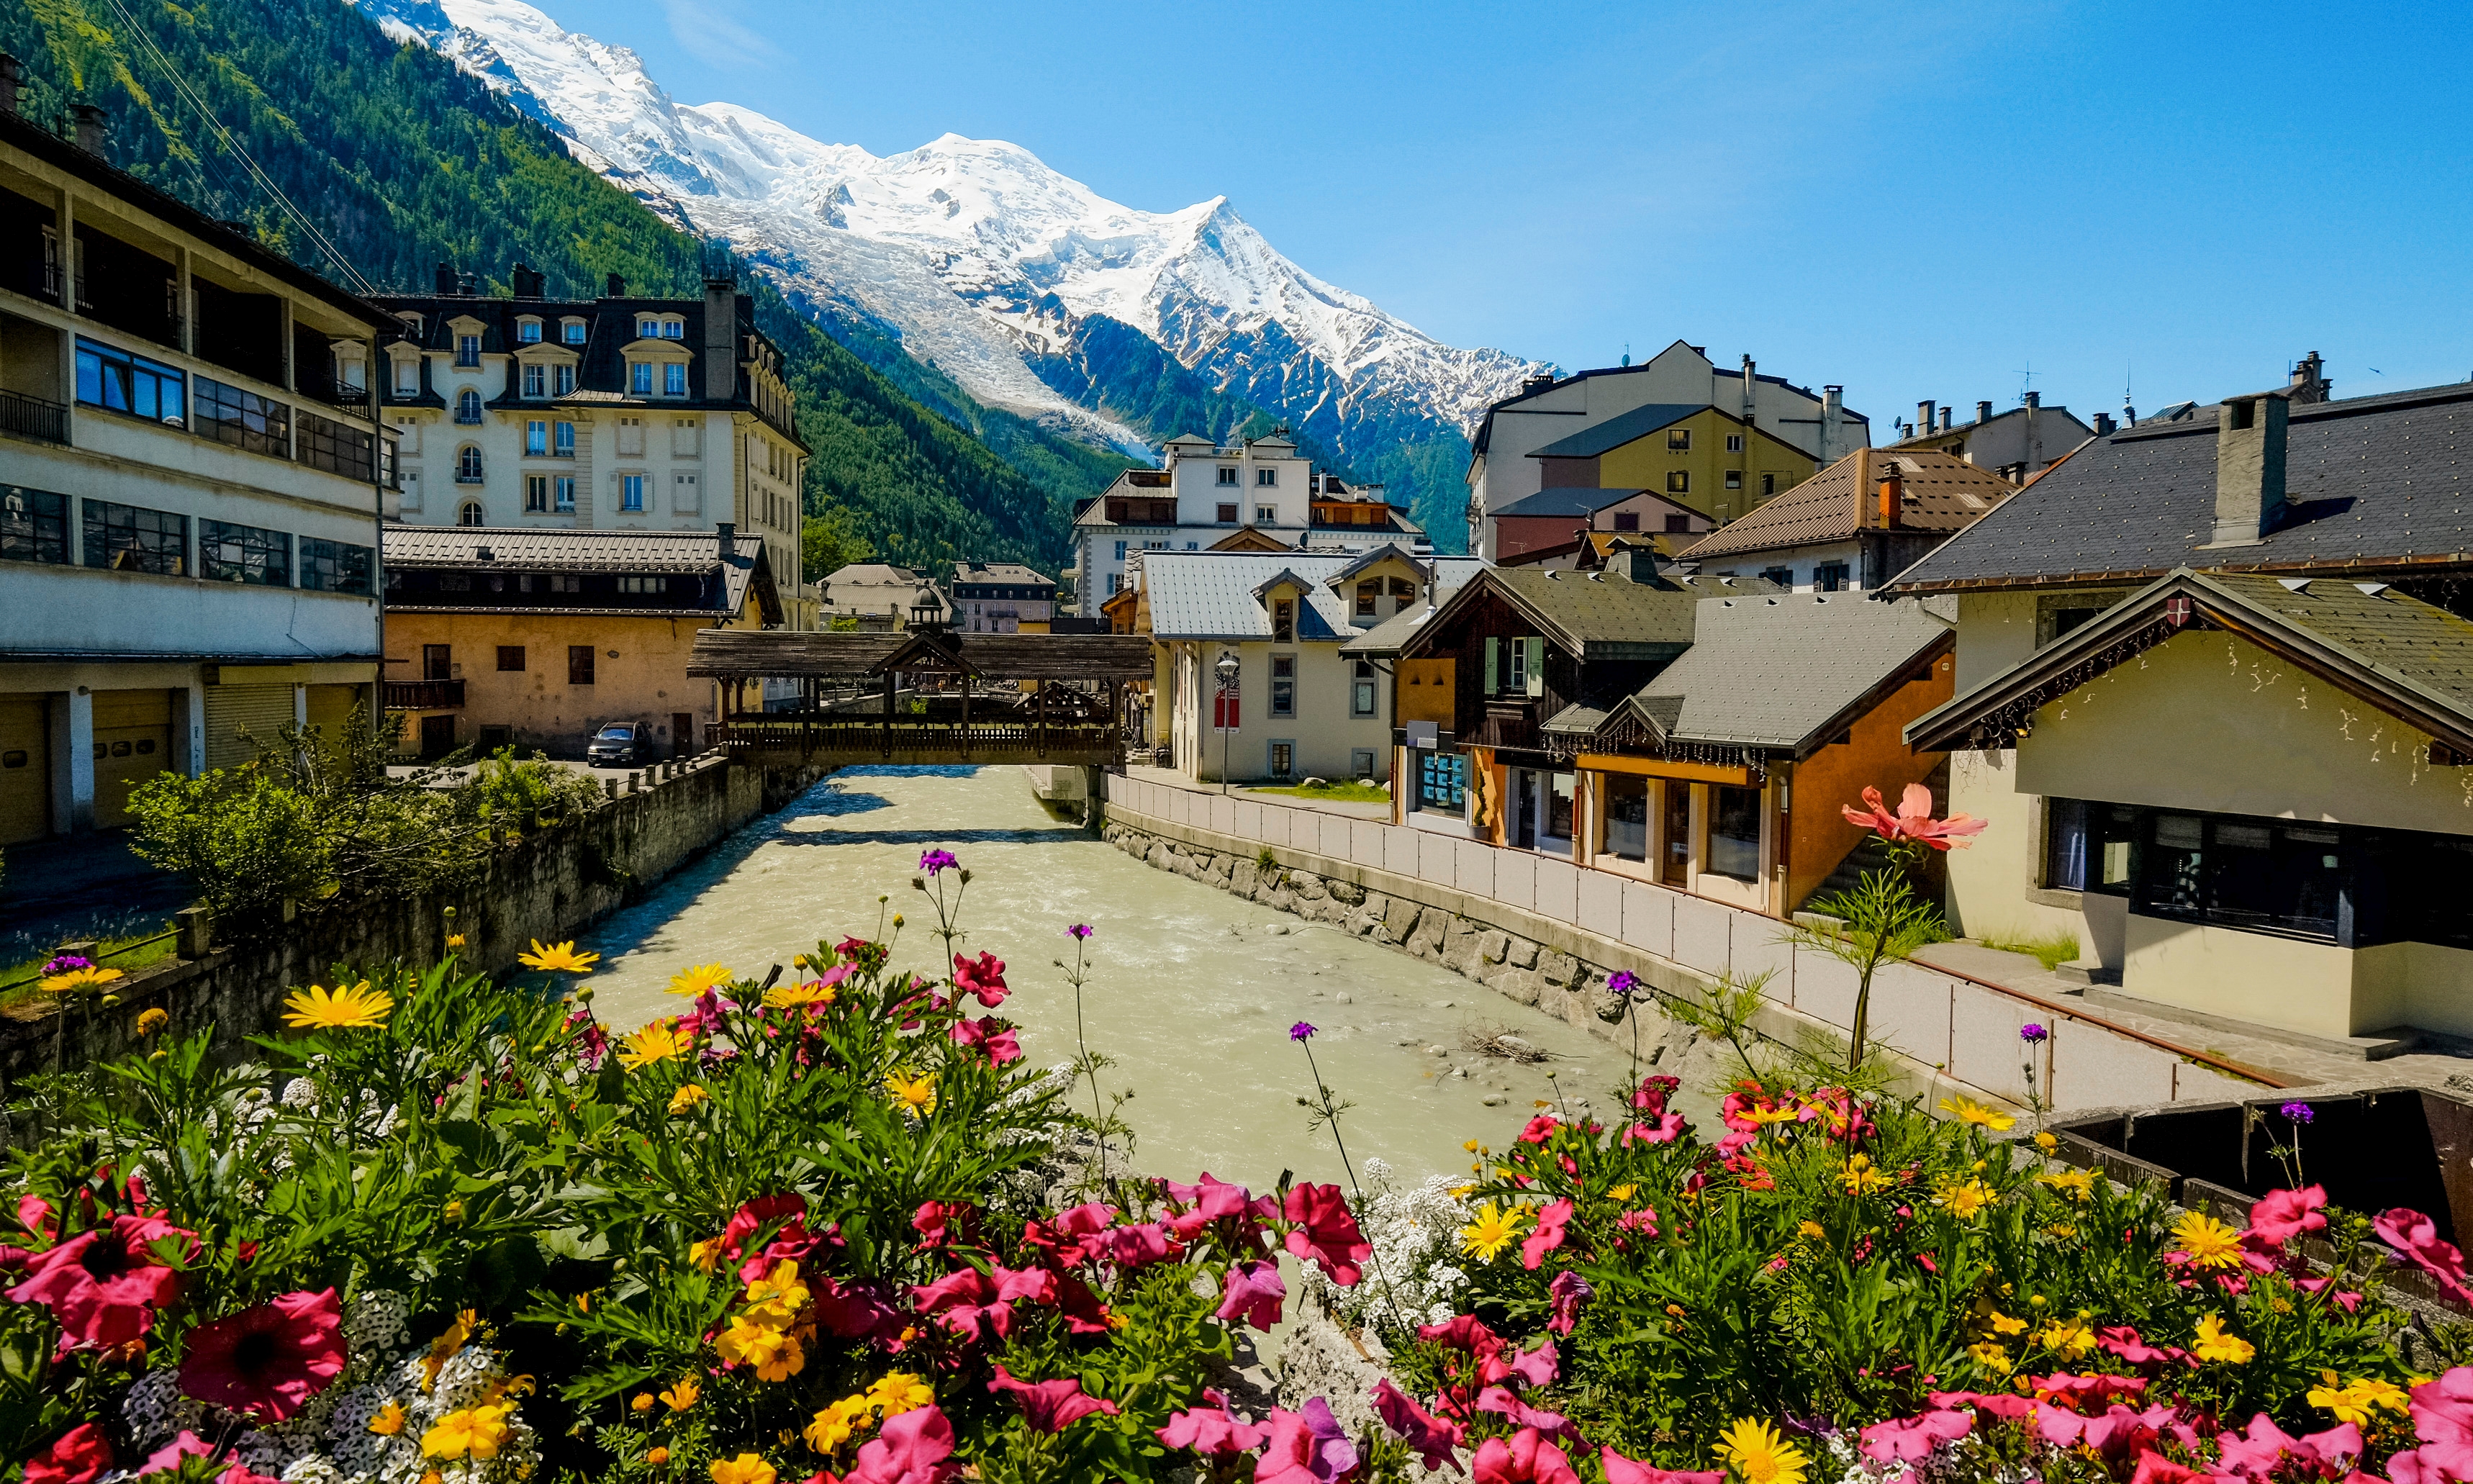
top-left (713, 716), bottom-right (1120, 759)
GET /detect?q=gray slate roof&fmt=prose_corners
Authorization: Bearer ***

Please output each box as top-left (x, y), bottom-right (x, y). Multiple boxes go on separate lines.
top-left (1493, 487), bottom-right (1656, 519)
top-left (1624, 593), bottom-right (1950, 751)
top-left (1528, 403), bottom-right (1707, 460)
top-left (1142, 551), bottom-right (1486, 643)
top-left (1483, 568), bottom-right (1783, 657)
top-left (1889, 383), bottom-right (2473, 590)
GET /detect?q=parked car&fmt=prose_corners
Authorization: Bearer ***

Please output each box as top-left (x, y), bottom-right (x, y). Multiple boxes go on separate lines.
top-left (585, 721), bottom-right (645, 767)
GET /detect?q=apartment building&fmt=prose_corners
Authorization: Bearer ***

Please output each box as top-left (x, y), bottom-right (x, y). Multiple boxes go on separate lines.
top-left (951, 561), bottom-right (1056, 633)
top-left (1886, 392), bottom-right (2102, 483)
top-left (1064, 430), bottom-right (1426, 615)
top-left (373, 263), bottom-right (808, 624)
top-left (1466, 340), bottom-right (1871, 558)
top-left (1686, 448), bottom-right (2017, 592)
top-left (0, 94), bottom-right (394, 845)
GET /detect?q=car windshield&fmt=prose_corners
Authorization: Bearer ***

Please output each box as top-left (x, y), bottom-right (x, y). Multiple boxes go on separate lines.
top-left (596, 725), bottom-right (633, 739)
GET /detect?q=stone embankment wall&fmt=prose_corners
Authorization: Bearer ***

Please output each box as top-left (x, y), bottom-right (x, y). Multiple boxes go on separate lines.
top-left (0, 757), bottom-right (828, 1086)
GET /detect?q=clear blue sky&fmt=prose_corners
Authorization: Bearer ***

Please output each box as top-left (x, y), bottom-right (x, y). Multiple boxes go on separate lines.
top-left (564, 0), bottom-right (2469, 430)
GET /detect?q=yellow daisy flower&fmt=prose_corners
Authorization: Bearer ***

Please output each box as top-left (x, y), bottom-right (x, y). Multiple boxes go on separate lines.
top-left (660, 1377), bottom-right (701, 1411)
top-left (1459, 1200), bottom-right (1530, 1260)
top-left (618, 1023), bottom-right (690, 1071)
top-left (420, 1403), bottom-right (513, 1460)
top-left (2191, 1313), bottom-right (2254, 1365)
top-left (1838, 1154), bottom-right (1891, 1195)
top-left (517, 939), bottom-right (600, 975)
top-left (1968, 1341), bottom-right (2015, 1375)
top-left (2310, 1375), bottom-right (2409, 1424)
top-left (709, 1456), bottom-right (776, 1484)
top-left (2038, 1318), bottom-right (2098, 1359)
top-left (1936, 1180), bottom-right (1995, 1218)
top-left (668, 1084), bottom-right (710, 1115)
top-left (864, 1373), bottom-right (933, 1416)
top-left (667, 963), bottom-right (736, 997)
top-left (1939, 1095), bottom-right (2017, 1131)
top-left (2171, 1211), bottom-right (2246, 1270)
top-left (884, 1071), bottom-right (938, 1118)
top-left (283, 980), bottom-right (394, 1031)
top-left (1714, 1418), bottom-right (1809, 1484)
top-left (743, 1260), bottom-right (810, 1325)
top-left (764, 981), bottom-right (836, 1010)
top-left (716, 1315), bottom-right (804, 1382)
top-left (40, 965), bottom-right (125, 995)
top-left (2035, 1168), bottom-right (2098, 1202)
top-left (370, 1401), bottom-right (408, 1435)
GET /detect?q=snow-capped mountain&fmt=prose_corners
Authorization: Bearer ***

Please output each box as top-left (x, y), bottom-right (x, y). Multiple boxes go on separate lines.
top-left (348, 0), bottom-right (1547, 527)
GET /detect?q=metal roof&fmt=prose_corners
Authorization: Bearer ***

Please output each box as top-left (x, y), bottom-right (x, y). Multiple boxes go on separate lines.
top-left (1492, 487), bottom-right (1660, 520)
top-left (383, 525), bottom-right (760, 572)
top-left (1626, 594), bottom-right (1953, 752)
top-left (1141, 551), bottom-right (1487, 643)
top-left (1527, 403), bottom-right (1709, 460)
top-left (687, 630), bottom-right (1154, 681)
top-left (1686, 448), bottom-right (2017, 561)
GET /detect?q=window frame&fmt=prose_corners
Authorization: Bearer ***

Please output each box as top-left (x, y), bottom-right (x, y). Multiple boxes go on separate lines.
top-left (521, 363), bottom-right (546, 398)
top-left (198, 519), bottom-right (291, 587)
top-left (1270, 653), bottom-right (1297, 718)
top-left (620, 473), bottom-right (646, 512)
top-left (568, 645), bottom-right (596, 686)
top-left (74, 338), bottom-right (186, 425)
top-left (81, 498), bottom-right (187, 576)
top-left (298, 537), bottom-right (373, 594)
top-left (192, 376), bottom-right (291, 458)
top-left (1705, 784), bottom-right (1763, 882)
top-left (0, 486), bottom-right (70, 566)
top-left (497, 646), bottom-right (526, 672)
top-left (1350, 658), bottom-right (1377, 718)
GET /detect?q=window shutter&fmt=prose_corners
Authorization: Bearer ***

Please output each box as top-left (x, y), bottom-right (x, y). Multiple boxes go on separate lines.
top-left (1525, 639), bottom-right (1545, 698)
top-left (1483, 638), bottom-right (1498, 696)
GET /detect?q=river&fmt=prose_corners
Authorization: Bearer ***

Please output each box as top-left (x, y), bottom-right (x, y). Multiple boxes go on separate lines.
top-left (584, 766), bottom-right (1663, 1192)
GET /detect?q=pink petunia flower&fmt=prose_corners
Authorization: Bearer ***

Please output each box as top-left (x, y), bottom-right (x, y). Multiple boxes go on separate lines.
top-left (1157, 1388), bottom-right (1270, 1456)
top-left (1546, 1271), bottom-right (1593, 1336)
top-left (1373, 1378), bottom-right (1466, 1475)
top-left (1257, 1398), bottom-right (1361, 1484)
top-left (1471, 1427), bottom-right (1583, 1484)
top-left (23, 1424), bottom-right (111, 1484)
top-left (1600, 1445), bottom-right (1722, 1484)
top-left (2377, 1208), bottom-right (2473, 1306)
top-left (178, 1288), bottom-right (345, 1422)
top-left (951, 951), bottom-right (1008, 1008)
top-left (840, 1403), bottom-right (960, 1484)
top-left (1520, 1200), bottom-right (1573, 1271)
top-left (1859, 1408), bottom-right (1971, 1462)
top-left (1214, 1259), bottom-right (1285, 1330)
top-left (987, 1364), bottom-right (1119, 1432)
top-left (6, 1213), bottom-right (194, 1351)
top-left (1283, 1184), bottom-right (1370, 1285)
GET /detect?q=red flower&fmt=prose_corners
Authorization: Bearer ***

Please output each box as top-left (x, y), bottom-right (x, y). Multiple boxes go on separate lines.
top-left (986, 1363), bottom-right (1120, 1432)
top-left (6, 1213), bottom-right (193, 1350)
top-left (1257, 1399), bottom-right (1361, 1483)
top-left (1841, 784), bottom-right (1985, 850)
top-left (1858, 1409), bottom-right (1971, 1462)
top-left (1521, 1200), bottom-right (1573, 1271)
top-left (1600, 1447), bottom-right (1722, 1484)
top-left (840, 1403), bottom-right (960, 1484)
top-left (1161, 1173), bottom-right (1269, 1239)
top-left (911, 1200), bottom-right (973, 1248)
top-left (139, 1431), bottom-right (282, 1484)
top-left (947, 1016), bottom-right (1021, 1067)
top-left (2094, 1325), bottom-right (2191, 1370)
top-left (1373, 1378), bottom-right (1465, 1473)
top-left (1516, 1114), bottom-right (1559, 1144)
top-left (24, 1424), bottom-right (110, 1484)
top-left (2127, 1452), bottom-right (2205, 1484)
top-left (1157, 1388), bottom-right (1271, 1456)
top-left (1101, 1222), bottom-right (1177, 1269)
top-left (1418, 1313), bottom-right (1504, 1360)
top-left (913, 1267), bottom-right (1011, 1342)
top-left (1283, 1184), bottom-right (1370, 1285)
top-left (2377, 1208), bottom-right (2473, 1306)
top-left (720, 1193), bottom-right (810, 1263)
top-left (178, 1288), bottom-right (346, 1421)
top-left (1473, 1428), bottom-right (1582, 1484)
top-left (951, 952), bottom-right (1008, 1008)
top-left (810, 1272), bottom-right (899, 1340)
top-left (1214, 1259), bottom-right (1285, 1330)
top-left (1546, 1272), bottom-right (1593, 1336)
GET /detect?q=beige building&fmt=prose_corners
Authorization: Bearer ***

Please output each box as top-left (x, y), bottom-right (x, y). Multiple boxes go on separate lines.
top-left (0, 100), bottom-right (393, 845)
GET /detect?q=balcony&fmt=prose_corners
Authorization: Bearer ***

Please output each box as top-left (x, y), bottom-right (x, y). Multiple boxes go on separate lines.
top-left (453, 474), bottom-right (484, 485)
top-left (453, 410), bottom-right (484, 425)
top-left (383, 679), bottom-right (464, 710)
top-left (1481, 699), bottom-right (1537, 751)
top-left (0, 388), bottom-right (69, 445)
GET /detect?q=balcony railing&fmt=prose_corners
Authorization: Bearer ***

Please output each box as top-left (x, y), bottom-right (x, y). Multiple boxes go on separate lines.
top-left (453, 473), bottom-right (484, 484)
top-left (0, 389), bottom-right (70, 445)
top-left (1481, 700), bottom-right (1538, 751)
top-left (383, 679), bottom-right (464, 710)
top-left (453, 410), bottom-right (484, 425)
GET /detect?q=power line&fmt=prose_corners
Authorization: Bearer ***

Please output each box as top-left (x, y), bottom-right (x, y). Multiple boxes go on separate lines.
top-left (98, 0), bottom-right (378, 296)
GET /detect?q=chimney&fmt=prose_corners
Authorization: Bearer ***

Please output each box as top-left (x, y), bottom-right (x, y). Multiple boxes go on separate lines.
top-left (1604, 544), bottom-right (1655, 584)
top-left (510, 261), bottom-right (543, 299)
top-left (1976, 399), bottom-right (1994, 425)
top-left (2289, 350), bottom-right (2331, 404)
top-left (1877, 462), bottom-right (1904, 530)
top-left (1820, 384), bottom-right (1844, 461)
top-left (1937, 405), bottom-right (1953, 433)
top-left (70, 101), bottom-right (106, 155)
top-left (457, 271), bottom-right (476, 296)
top-left (434, 261), bottom-right (456, 295)
top-left (0, 55), bottom-right (24, 117)
top-left (1916, 401), bottom-right (1936, 440)
top-left (2023, 390), bottom-right (2041, 410)
top-left (1740, 353), bottom-right (1756, 422)
top-left (2092, 412), bottom-right (2117, 437)
top-left (718, 521), bottom-right (737, 563)
top-left (605, 272), bottom-right (626, 297)
top-left (2210, 391), bottom-right (2289, 545)
top-left (704, 274), bottom-right (738, 401)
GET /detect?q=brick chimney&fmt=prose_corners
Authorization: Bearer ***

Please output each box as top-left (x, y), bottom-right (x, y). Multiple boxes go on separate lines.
top-left (1877, 461), bottom-right (1903, 529)
top-left (70, 101), bottom-right (106, 155)
top-left (1976, 400), bottom-right (1993, 425)
top-left (0, 55), bottom-right (24, 117)
top-left (2210, 391), bottom-right (2289, 545)
top-left (703, 273), bottom-right (738, 401)
top-left (605, 272), bottom-right (626, 297)
top-left (2289, 350), bottom-right (2331, 404)
top-left (718, 521), bottom-right (737, 563)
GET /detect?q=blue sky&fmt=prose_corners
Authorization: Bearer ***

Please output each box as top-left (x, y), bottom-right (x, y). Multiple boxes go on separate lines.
top-left (571, 0), bottom-right (2467, 430)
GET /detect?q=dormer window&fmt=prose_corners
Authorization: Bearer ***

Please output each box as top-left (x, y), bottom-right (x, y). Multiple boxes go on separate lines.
top-left (522, 364), bottom-right (546, 398)
top-left (456, 389), bottom-right (482, 424)
top-left (664, 319), bottom-right (684, 339)
top-left (562, 320), bottom-right (587, 345)
top-left (554, 364), bottom-right (575, 396)
top-left (638, 318), bottom-right (660, 338)
top-left (1272, 597), bottom-right (1295, 643)
top-left (631, 362), bottom-right (653, 395)
top-left (664, 363), bottom-right (687, 397)
top-left (455, 334), bottom-right (480, 368)
top-left (517, 319), bottom-right (542, 344)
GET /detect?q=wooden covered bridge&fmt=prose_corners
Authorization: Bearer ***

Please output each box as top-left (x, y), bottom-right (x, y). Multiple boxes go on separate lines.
top-left (687, 628), bottom-right (1153, 766)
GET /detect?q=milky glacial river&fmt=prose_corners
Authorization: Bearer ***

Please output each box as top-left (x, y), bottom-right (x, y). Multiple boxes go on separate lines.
top-left (583, 766), bottom-right (1660, 1190)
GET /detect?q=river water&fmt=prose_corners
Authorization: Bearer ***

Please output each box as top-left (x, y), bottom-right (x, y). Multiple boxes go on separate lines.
top-left (584, 766), bottom-right (1654, 1191)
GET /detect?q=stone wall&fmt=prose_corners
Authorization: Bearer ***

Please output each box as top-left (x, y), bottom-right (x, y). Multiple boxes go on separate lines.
top-left (0, 758), bottom-right (828, 1087)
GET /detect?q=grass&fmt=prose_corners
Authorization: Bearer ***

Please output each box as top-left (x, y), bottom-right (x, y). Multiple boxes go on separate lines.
top-left (1976, 925), bottom-right (2084, 972)
top-left (0, 926), bottom-right (180, 1014)
top-left (1247, 781), bottom-right (1394, 805)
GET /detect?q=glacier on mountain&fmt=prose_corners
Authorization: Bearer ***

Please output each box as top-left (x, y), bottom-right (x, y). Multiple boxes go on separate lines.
top-left (345, 0), bottom-right (1547, 533)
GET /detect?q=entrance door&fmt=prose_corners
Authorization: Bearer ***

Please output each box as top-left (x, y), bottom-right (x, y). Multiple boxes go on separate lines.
top-left (673, 712), bottom-right (695, 759)
top-left (423, 644), bottom-right (453, 682)
top-left (419, 714), bottom-right (457, 761)
top-left (1660, 781), bottom-right (1692, 887)
top-left (0, 696), bottom-right (49, 845)
top-left (1514, 769), bottom-right (1540, 851)
top-left (91, 689), bottom-right (172, 829)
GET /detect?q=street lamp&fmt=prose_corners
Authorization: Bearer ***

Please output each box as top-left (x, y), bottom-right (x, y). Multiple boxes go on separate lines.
top-left (1214, 649), bottom-right (1239, 795)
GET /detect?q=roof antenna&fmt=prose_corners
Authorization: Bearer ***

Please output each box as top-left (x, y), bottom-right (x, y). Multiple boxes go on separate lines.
top-left (1620, 342), bottom-right (1630, 368)
top-left (2013, 361), bottom-right (2035, 402)
top-left (2122, 361), bottom-right (2135, 425)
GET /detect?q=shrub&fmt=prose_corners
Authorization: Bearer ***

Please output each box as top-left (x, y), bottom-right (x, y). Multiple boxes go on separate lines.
top-left (123, 766), bottom-right (330, 921)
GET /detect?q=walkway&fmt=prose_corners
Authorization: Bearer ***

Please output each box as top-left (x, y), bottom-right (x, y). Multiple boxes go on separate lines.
top-left (0, 831), bottom-right (189, 967)
top-left (1122, 765), bottom-right (1396, 821)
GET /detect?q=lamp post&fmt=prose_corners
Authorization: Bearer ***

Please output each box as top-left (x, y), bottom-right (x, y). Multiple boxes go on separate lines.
top-left (1215, 649), bottom-right (1239, 795)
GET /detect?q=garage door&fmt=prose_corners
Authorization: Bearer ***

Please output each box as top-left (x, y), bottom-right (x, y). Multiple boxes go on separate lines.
top-left (305, 684), bottom-right (363, 751)
top-left (91, 689), bottom-right (173, 830)
top-left (0, 696), bottom-right (48, 846)
top-left (204, 684), bottom-right (294, 771)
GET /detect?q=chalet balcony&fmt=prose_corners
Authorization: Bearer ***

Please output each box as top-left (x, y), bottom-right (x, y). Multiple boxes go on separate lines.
top-left (1481, 699), bottom-right (1538, 751)
top-left (383, 679), bottom-right (464, 710)
top-left (0, 388), bottom-right (68, 445)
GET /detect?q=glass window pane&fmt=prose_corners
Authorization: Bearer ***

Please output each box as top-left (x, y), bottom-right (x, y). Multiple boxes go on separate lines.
top-left (1707, 785), bottom-right (1763, 880)
top-left (1603, 774), bottom-right (1648, 860)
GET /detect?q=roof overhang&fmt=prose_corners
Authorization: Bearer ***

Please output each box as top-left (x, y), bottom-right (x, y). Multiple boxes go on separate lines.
top-left (1904, 568), bottom-right (2473, 756)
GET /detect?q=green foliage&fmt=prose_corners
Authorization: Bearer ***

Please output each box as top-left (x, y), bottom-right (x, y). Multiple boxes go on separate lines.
top-left (122, 765), bottom-right (327, 923)
top-left (801, 507), bottom-right (877, 580)
top-left (1793, 867), bottom-right (1950, 1072)
top-left (1979, 923), bottom-right (2087, 971)
top-left (466, 746), bottom-right (605, 838)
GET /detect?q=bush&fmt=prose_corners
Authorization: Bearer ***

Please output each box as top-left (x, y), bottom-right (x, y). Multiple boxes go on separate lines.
top-left (122, 766), bottom-right (330, 922)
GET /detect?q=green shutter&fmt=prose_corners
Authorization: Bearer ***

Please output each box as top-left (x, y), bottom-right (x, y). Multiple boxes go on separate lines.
top-left (1483, 638), bottom-right (1498, 696)
top-left (1525, 638), bottom-right (1545, 698)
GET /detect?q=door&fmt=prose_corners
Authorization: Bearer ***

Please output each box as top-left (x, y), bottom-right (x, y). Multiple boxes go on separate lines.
top-left (0, 696), bottom-right (49, 845)
top-left (419, 714), bottom-right (458, 761)
top-left (673, 712), bottom-right (695, 759)
top-left (1515, 769), bottom-right (1540, 851)
top-left (91, 689), bottom-right (172, 830)
top-left (204, 684), bottom-right (294, 770)
top-left (423, 644), bottom-right (453, 682)
top-left (1660, 781), bottom-right (1693, 887)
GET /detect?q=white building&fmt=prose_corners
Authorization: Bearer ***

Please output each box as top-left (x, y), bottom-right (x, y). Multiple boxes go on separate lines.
top-left (1886, 392), bottom-right (2102, 484)
top-left (950, 561), bottom-right (1054, 633)
top-left (1064, 430), bottom-right (1427, 615)
top-left (1465, 340), bottom-right (1871, 558)
top-left (0, 100), bottom-right (394, 844)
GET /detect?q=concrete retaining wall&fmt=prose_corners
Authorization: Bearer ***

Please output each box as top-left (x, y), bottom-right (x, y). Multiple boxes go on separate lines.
top-left (0, 757), bottom-right (828, 1086)
top-left (1101, 774), bottom-right (2261, 1113)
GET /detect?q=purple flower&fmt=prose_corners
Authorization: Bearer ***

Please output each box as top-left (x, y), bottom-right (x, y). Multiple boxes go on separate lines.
top-left (1608, 969), bottom-right (1639, 996)
top-left (919, 849), bottom-right (959, 875)
top-left (1067, 923), bottom-right (1094, 939)
top-left (40, 955), bottom-right (92, 976)
top-left (1289, 1021), bottom-right (1317, 1042)
top-left (2282, 1100), bottom-right (2315, 1124)
top-left (2020, 1023), bottom-right (2049, 1044)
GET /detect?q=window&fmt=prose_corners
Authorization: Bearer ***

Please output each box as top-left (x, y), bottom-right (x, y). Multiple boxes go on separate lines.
top-left (457, 501), bottom-right (484, 528)
top-left (1268, 740), bottom-right (1295, 779)
top-left (1726, 434), bottom-right (1745, 453)
top-left (618, 576), bottom-right (664, 595)
top-left (299, 538), bottom-right (373, 594)
top-left (554, 476), bottom-right (576, 512)
top-left (518, 363), bottom-right (543, 399)
top-left (1106, 573), bottom-right (1122, 595)
top-left (1391, 578), bottom-right (1417, 605)
top-left (1, 487), bottom-right (68, 565)
top-left (1352, 659), bottom-right (1376, 718)
top-left (638, 319), bottom-right (660, 338)
top-left (1665, 513), bottom-right (1691, 533)
top-left (1668, 428), bottom-right (1691, 451)
top-left (526, 420), bottom-right (548, 456)
top-left (394, 358), bottom-right (419, 394)
top-left (423, 644), bottom-right (453, 681)
top-left (1217, 466), bottom-right (1239, 486)
top-left (631, 362), bottom-right (654, 395)
top-left (563, 321), bottom-right (587, 345)
top-left (1611, 512), bottom-right (1640, 532)
top-left (568, 646), bottom-right (596, 685)
top-left (1546, 772), bottom-right (1577, 843)
top-left (1761, 473), bottom-right (1778, 496)
top-left (620, 474), bottom-right (646, 512)
top-left (81, 499), bottom-right (186, 576)
top-left (199, 520), bottom-right (289, 586)
top-left (1218, 502), bottom-right (1239, 524)
top-left (1270, 655), bottom-right (1296, 718)
top-left (1272, 598), bottom-right (1296, 643)
top-left (1666, 471), bottom-right (1691, 494)
top-left (2045, 798), bottom-right (2135, 895)
top-left (1707, 785), bottom-right (1763, 881)
top-left (456, 445), bottom-right (482, 482)
top-left (554, 420), bottom-right (574, 456)
top-left (1355, 581), bottom-right (1378, 617)
top-left (1813, 563), bottom-right (1850, 592)
top-left (517, 320), bottom-right (541, 344)
top-left (1491, 637), bottom-right (1542, 697)
top-left (1352, 748), bottom-right (1377, 778)
top-left (455, 335), bottom-right (480, 368)
top-left (554, 363), bottom-right (575, 396)
top-left (525, 475), bottom-right (550, 513)
top-left (1725, 470), bottom-right (1744, 489)
top-left (1760, 566), bottom-right (1794, 587)
top-left (298, 412), bottom-right (376, 481)
top-left (672, 472), bottom-right (699, 513)
top-left (1257, 505), bottom-right (1277, 524)
top-left (2143, 811), bottom-right (2343, 938)
top-left (1418, 751), bottom-right (1466, 815)
top-left (456, 389), bottom-right (482, 424)
top-left (672, 417), bottom-right (701, 456)
top-left (193, 376), bottom-right (291, 458)
top-left (664, 363), bottom-right (687, 397)
top-left (665, 320), bottom-right (684, 339)
top-left (497, 646), bottom-right (525, 672)
top-left (1256, 467), bottom-right (1277, 487)
top-left (1602, 773), bottom-right (1649, 861)
top-left (75, 338), bottom-right (185, 425)
top-left (1113, 540), bottom-right (1128, 561)
top-left (617, 417), bottom-right (643, 456)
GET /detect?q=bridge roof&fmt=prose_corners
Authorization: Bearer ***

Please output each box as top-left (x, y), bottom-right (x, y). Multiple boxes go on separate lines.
top-left (688, 629), bottom-right (1154, 681)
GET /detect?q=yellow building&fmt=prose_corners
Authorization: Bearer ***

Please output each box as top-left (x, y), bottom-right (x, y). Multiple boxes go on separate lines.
top-left (1525, 404), bottom-right (1817, 525)
top-left (382, 525), bottom-right (780, 760)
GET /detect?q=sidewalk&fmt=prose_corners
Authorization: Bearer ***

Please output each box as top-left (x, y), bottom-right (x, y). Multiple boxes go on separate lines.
top-left (1122, 764), bottom-right (1396, 821)
top-left (0, 831), bottom-right (191, 966)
